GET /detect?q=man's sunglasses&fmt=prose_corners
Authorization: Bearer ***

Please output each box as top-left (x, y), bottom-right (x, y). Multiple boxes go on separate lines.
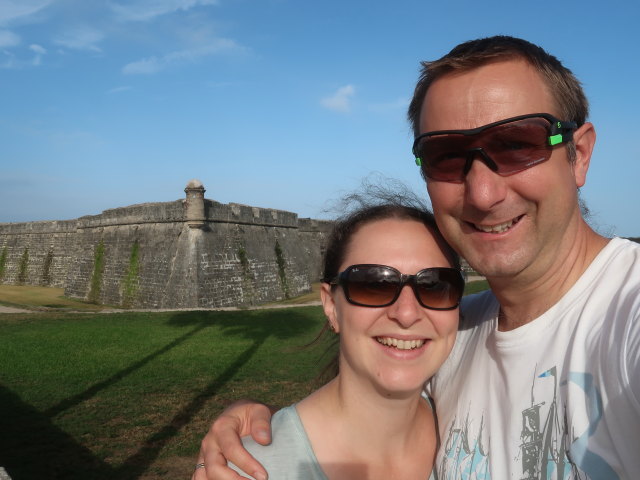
top-left (412, 113), bottom-right (578, 183)
top-left (327, 264), bottom-right (464, 310)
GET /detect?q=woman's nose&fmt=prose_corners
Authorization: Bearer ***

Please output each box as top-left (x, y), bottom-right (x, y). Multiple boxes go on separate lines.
top-left (387, 285), bottom-right (422, 328)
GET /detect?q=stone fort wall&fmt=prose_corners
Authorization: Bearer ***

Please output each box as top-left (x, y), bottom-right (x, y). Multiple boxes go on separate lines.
top-left (0, 181), bottom-right (332, 309)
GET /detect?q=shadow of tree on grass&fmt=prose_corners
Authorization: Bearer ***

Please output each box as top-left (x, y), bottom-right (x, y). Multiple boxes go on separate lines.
top-left (0, 384), bottom-right (114, 479)
top-left (115, 308), bottom-right (318, 479)
top-left (0, 307), bottom-right (319, 479)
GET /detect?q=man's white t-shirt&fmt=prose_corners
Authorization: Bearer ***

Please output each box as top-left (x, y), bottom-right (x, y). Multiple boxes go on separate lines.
top-left (429, 237), bottom-right (640, 479)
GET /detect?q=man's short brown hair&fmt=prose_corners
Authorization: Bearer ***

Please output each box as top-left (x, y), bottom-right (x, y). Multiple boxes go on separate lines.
top-left (407, 35), bottom-right (589, 146)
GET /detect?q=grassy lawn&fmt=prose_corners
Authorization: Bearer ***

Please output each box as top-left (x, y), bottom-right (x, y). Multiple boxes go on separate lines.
top-left (0, 307), bottom-right (332, 479)
top-left (0, 285), bottom-right (105, 311)
top-left (464, 279), bottom-right (490, 296)
top-left (0, 280), bottom-right (489, 479)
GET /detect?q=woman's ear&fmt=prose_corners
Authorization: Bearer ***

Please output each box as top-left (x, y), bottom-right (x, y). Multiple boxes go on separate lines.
top-left (320, 282), bottom-right (339, 333)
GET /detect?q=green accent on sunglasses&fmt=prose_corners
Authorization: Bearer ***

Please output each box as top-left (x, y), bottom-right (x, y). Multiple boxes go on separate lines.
top-left (548, 133), bottom-right (563, 146)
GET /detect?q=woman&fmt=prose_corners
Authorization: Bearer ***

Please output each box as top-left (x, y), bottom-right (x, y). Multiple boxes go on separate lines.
top-left (226, 203), bottom-right (464, 479)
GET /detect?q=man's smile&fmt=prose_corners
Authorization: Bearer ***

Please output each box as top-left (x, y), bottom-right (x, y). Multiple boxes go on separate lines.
top-left (470, 215), bottom-right (524, 234)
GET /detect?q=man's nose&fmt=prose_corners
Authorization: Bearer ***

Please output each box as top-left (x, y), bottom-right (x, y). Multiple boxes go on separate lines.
top-left (463, 151), bottom-right (508, 211)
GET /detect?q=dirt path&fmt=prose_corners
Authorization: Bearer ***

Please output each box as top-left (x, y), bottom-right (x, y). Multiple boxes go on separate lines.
top-left (99, 301), bottom-right (323, 313)
top-left (0, 305), bottom-right (32, 314)
top-left (0, 301), bottom-right (323, 315)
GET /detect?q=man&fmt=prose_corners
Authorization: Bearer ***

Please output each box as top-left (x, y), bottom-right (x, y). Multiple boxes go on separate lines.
top-left (194, 36), bottom-right (640, 479)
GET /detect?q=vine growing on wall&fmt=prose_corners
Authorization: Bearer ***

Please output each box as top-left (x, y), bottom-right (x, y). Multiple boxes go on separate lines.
top-left (41, 249), bottom-right (54, 286)
top-left (121, 240), bottom-right (140, 307)
top-left (237, 243), bottom-right (256, 305)
top-left (274, 239), bottom-right (289, 299)
top-left (238, 245), bottom-right (249, 271)
top-left (17, 247), bottom-right (29, 284)
top-left (88, 241), bottom-right (105, 304)
top-left (0, 246), bottom-right (7, 280)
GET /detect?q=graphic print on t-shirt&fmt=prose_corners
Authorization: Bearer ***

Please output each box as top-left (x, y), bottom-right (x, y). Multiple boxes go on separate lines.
top-left (436, 366), bottom-right (618, 480)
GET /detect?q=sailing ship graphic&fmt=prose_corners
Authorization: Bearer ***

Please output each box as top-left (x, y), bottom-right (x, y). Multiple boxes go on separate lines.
top-left (438, 410), bottom-right (490, 480)
top-left (518, 366), bottom-right (584, 480)
top-left (438, 365), bottom-right (592, 480)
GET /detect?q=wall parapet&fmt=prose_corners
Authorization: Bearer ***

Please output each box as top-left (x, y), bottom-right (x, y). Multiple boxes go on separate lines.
top-left (206, 201), bottom-right (299, 228)
top-left (0, 220), bottom-right (77, 235)
top-left (297, 218), bottom-right (335, 233)
top-left (76, 201), bottom-right (186, 229)
top-left (70, 200), bottom-right (305, 230)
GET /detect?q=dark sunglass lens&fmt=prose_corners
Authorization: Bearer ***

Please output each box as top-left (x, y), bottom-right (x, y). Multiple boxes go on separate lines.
top-left (486, 119), bottom-right (552, 174)
top-left (346, 266), bottom-right (399, 306)
top-left (418, 135), bottom-right (469, 182)
top-left (415, 268), bottom-right (463, 309)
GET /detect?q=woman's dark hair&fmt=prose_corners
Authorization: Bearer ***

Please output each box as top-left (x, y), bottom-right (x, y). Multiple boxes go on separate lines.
top-left (322, 203), bottom-right (460, 283)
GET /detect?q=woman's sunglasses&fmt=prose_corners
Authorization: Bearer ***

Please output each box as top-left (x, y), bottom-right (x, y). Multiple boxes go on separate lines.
top-left (412, 113), bottom-right (577, 183)
top-left (327, 264), bottom-right (464, 310)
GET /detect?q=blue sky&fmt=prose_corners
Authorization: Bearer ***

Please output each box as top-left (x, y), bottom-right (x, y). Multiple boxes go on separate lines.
top-left (1, 0), bottom-right (638, 237)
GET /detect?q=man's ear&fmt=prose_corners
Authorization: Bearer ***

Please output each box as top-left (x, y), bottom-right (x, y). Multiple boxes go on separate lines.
top-left (571, 122), bottom-right (596, 188)
top-left (320, 283), bottom-right (339, 333)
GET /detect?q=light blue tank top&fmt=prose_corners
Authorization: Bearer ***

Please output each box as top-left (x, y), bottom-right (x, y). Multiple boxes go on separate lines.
top-left (229, 404), bottom-right (436, 479)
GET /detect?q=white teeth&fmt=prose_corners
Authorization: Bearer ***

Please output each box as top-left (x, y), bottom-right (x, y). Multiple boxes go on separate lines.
top-left (376, 337), bottom-right (425, 350)
top-left (474, 219), bottom-right (515, 233)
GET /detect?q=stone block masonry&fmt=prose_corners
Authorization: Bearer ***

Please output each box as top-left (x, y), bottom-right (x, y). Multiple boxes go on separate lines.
top-left (0, 220), bottom-right (78, 288)
top-left (0, 180), bottom-right (332, 309)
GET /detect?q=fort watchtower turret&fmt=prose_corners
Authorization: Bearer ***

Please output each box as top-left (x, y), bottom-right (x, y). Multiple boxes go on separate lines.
top-left (184, 179), bottom-right (206, 229)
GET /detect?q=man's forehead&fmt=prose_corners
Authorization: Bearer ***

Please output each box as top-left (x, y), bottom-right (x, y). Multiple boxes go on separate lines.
top-left (419, 59), bottom-right (555, 132)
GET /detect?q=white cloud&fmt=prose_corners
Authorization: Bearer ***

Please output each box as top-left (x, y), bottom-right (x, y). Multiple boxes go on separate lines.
top-left (29, 43), bottom-right (45, 65)
top-left (0, 0), bottom-right (53, 26)
top-left (110, 0), bottom-right (218, 22)
top-left (0, 29), bottom-right (20, 47)
top-left (123, 56), bottom-right (162, 74)
top-left (53, 27), bottom-right (104, 52)
top-left (29, 43), bottom-right (45, 54)
top-left (0, 42), bottom-right (45, 68)
top-left (122, 39), bottom-right (241, 74)
top-left (321, 85), bottom-right (355, 113)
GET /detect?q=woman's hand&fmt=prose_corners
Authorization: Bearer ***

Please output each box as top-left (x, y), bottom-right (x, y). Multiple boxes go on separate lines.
top-left (191, 400), bottom-right (275, 480)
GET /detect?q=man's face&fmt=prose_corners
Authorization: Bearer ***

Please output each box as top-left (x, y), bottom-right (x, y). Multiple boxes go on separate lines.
top-left (419, 59), bottom-right (587, 280)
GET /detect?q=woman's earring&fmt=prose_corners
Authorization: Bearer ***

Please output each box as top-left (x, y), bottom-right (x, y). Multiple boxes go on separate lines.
top-left (328, 321), bottom-right (338, 333)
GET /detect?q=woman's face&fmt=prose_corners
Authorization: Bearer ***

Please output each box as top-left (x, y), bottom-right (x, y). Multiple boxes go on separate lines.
top-left (321, 218), bottom-right (460, 397)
